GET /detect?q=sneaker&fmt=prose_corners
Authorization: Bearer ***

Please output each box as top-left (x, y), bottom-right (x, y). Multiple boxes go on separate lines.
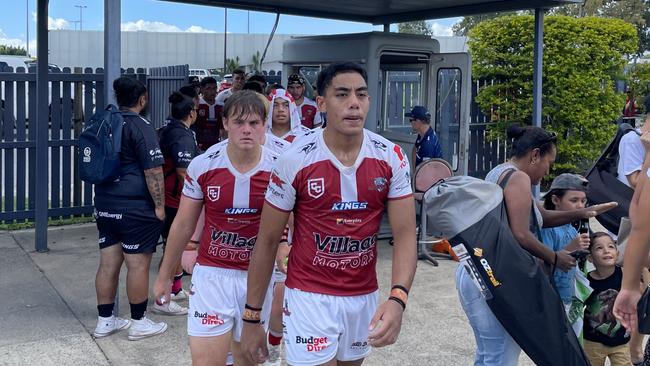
top-left (127, 316), bottom-right (167, 341)
top-left (263, 344), bottom-right (282, 366)
top-left (171, 289), bottom-right (188, 301)
top-left (93, 315), bottom-right (131, 338)
top-left (152, 300), bottom-right (188, 316)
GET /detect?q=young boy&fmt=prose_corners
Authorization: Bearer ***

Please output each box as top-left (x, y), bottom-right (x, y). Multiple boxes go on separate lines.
top-left (583, 232), bottom-right (631, 366)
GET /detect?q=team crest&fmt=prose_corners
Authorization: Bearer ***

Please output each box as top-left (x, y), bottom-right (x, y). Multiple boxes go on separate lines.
top-left (207, 186), bottom-right (221, 202)
top-left (373, 177), bottom-right (388, 192)
top-left (307, 178), bottom-right (325, 199)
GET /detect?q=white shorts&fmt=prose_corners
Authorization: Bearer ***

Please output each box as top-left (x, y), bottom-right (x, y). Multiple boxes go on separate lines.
top-left (187, 264), bottom-right (273, 342)
top-left (272, 264), bottom-right (287, 283)
top-left (283, 288), bottom-right (378, 365)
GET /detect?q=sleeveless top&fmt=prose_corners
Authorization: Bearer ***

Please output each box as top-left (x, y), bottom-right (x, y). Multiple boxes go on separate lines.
top-left (485, 162), bottom-right (543, 237)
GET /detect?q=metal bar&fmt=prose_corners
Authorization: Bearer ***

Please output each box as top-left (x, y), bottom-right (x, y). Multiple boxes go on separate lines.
top-left (28, 69), bottom-right (36, 212)
top-left (83, 69), bottom-right (94, 207)
top-left (0, 73), bottom-right (104, 82)
top-left (532, 7), bottom-right (544, 198)
top-left (2, 77), bottom-right (15, 215)
top-left (104, 0), bottom-right (120, 106)
top-left (51, 72), bottom-right (62, 212)
top-left (35, 0), bottom-right (49, 252)
top-left (0, 206), bottom-right (94, 221)
top-left (61, 70), bottom-right (72, 210)
top-left (15, 70), bottom-right (27, 213)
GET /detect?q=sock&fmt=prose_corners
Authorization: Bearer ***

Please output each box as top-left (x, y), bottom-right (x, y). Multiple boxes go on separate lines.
top-left (172, 273), bottom-right (183, 294)
top-left (130, 299), bottom-right (148, 320)
top-left (97, 303), bottom-right (114, 318)
top-left (268, 329), bottom-right (283, 346)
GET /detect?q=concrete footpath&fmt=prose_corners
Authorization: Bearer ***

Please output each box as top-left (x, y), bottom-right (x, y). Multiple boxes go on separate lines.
top-left (0, 224), bottom-right (534, 366)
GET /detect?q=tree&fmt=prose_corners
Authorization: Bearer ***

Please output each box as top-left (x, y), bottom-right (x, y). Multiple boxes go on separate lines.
top-left (469, 15), bottom-right (637, 175)
top-left (397, 21), bottom-right (432, 36)
top-left (627, 62), bottom-right (650, 109)
top-left (251, 51), bottom-right (262, 72)
top-left (0, 44), bottom-right (27, 56)
top-left (452, 12), bottom-right (516, 36)
top-left (225, 56), bottom-right (240, 74)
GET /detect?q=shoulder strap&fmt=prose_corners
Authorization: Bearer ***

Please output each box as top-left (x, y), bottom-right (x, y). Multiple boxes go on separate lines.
top-left (498, 168), bottom-right (517, 190)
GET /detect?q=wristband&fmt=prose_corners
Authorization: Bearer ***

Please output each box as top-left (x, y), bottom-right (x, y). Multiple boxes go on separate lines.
top-left (245, 303), bottom-right (262, 311)
top-left (391, 285), bottom-right (410, 295)
top-left (242, 308), bottom-right (261, 322)
top-left (389, 287), bottom-right (408, 306)
top-left (388, 296), bottom-right (406, 310)
top-left (242, 318), bottom-right (261, 324)
top-left (189, 240), bottom-right (200, 244)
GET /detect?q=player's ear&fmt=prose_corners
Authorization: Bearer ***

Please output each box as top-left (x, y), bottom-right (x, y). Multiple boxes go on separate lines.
top-left (316, 95), bottom-right (326, 114)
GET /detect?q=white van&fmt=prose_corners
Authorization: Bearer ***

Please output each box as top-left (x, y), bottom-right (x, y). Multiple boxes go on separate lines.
top-left (189, 68), bottom-right (212, 81)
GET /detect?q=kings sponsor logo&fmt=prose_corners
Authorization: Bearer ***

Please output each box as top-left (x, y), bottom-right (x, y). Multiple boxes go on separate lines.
top-left (224, 208), bottom-right (258, 215)
top-left (331, 201), bottom-right (368, 211)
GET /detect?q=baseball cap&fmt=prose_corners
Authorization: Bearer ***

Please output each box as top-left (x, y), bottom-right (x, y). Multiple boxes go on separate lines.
top-left (405, 106), bottom-right (431, 121)
top-left (545, 173), bottom-right (589, 195)
top-left (287, 74), bottom-right (305, 86)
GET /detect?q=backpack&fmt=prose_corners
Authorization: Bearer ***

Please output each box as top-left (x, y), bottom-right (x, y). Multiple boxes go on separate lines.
top-left (585, 122), bottom-right (637, 233)
top-left (78, 104), bottom-right (126, 184)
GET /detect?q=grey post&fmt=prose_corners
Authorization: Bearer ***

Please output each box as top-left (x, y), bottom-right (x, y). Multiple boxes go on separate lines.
top-left (104, 0), bottom-right (122, 316)
top-left (532, 8), bottom-right (545, 198)
top-left (35, 0), bottom-right (49, 252)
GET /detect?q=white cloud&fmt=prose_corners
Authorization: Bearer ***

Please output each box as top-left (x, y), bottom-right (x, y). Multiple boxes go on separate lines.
top-left (121, 20), bottom-right (215, 33)
top-left (430, 22), bottom-right (453, 36)
top-left (31, 12), bottom-right (71, 30)
top-left (0, 29), bottom-right (36, 55)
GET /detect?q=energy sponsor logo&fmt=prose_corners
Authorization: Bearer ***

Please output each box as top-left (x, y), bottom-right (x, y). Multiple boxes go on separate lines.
top-left (331, 201), bottom-right (368, 211)
top-left (479, 258), bottom-right (501, 287)
top-left (295, 336), bottom-right (329, 352)
top-left (122, 243), bottom-right (140, 250)
top-left (336, 218), bottom-right (362, 225)
top-left (224, 208), bottom-right (258, 215)
top-left (194, 311), bottom-right (225, 326)
top-left (350, 341), bottom-right (368, 350)
top-left (96, 211), bottom-right (123, 220)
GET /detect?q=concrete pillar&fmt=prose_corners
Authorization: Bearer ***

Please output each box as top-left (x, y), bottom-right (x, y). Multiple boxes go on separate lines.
top-left (104, 0), bottom-right (121, 106)
top-left (35, 0), bottom-right (49, 252)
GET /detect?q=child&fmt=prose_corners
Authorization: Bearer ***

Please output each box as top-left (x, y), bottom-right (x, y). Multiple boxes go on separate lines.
top-left (540, 174), bottom-right (591, 308)
top-left (583, 232), bottom-right (631, 366)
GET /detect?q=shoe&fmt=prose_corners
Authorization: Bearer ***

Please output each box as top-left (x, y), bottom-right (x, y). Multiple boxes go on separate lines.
top-left (93, 315), bottom-right (131, 338)
top-left (263, 344), bottom-right (282, 366)
top-left (127, 316), bottom-right (167, 341)
top-left (152, 300), bottom-right (188, 316)
top-left (171, 289), bottom-right (188, 301)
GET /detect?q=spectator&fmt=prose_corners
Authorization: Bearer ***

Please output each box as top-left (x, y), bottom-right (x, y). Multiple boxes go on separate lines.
top-left (194, 77), bottom-right (222, 150)
top-left (154, 90), bottom-right (275, 365)
top-left (247, 74), bottom-right (267, 91)
top-left (618, 97), bottom-right (650, 189)
top-left (458, 125), bottom-right (616, 365)
top-left (242, 81), bottom-right (264, 94)
top-left (624, 88), bottom-right (639, 118)
top-left (154, 91), bottom-right (202, 315)
top-left (540, 174), bottom-right (591, 329)
top-left (406, 106), bottom-right (443, 166)
top-left (92, 77), bottom-right (167, 341)
top-left (216, 68), bottom-right (245, 106)
top-left (266, 88), bottom-right (310, 143)
top-left (584, 232), bottom-right (631, 366)
top-left (287, 73), bottom-right (322, 128)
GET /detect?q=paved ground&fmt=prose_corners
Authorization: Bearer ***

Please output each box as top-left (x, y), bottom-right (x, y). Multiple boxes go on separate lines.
top-left (0, 224), bottom-right (537, 366)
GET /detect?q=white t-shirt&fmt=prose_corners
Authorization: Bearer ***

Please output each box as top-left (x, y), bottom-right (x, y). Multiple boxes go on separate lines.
top-left (215, 88), bottom-right (234, 107)
top-left (617, 129), bottom-right (643, 187)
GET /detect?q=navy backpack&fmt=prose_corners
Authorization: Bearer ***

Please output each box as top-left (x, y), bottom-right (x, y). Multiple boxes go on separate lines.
top-left (78, 104), bottom-right (126, 184)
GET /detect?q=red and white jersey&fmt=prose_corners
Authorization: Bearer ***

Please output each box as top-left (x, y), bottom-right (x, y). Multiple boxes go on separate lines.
top-left (296, 97), bottom-right (322, 129)
top-left (197, 97), bottom-right (219, 120)
top-left (267, 88), bottom-right (311, 143)
top-left (183, 142), bottom-right (278, 270)
top-left (265, 129), bottom-right (412, 296)
top-left (215, 88), bottom-right (233, 106)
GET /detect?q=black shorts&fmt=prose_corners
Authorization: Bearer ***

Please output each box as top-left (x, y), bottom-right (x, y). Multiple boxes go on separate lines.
top-left (161, 206), bottom-right (179, 240)
top-left (95, 204), bottom-right (163, 254)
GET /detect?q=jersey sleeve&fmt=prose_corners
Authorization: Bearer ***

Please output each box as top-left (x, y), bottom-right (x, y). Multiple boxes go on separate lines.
top-left (182, 157), bottom-right (204, 200)
top-left (388, 144), bottom-right (413, 199)
top-left (265, 155), bottom-right (297, 212)
top-left (132, 119), bottom-right (164, 170)
top-left (169, 133), bottom-right (197, 169)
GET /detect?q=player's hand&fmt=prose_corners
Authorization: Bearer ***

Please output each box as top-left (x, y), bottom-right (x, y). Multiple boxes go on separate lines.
top-left (275, 242), bottom-right (291, 274)
top-left (555, 250), bottom-right (576, 272)
top-left (582, 202), bottom-right (618, 218)
top-left (613, 288), bottom-right (642, 332)
top-left (153, 275), bottom-right (172, 307)
top-left (566, 233), bottom-right (590, 252)
top-left (240, 322), bottom-right (268, 364)
top-left (155, 206), bottom-right (166, 221)
top-left (368, 299), bottom-right (404, 348)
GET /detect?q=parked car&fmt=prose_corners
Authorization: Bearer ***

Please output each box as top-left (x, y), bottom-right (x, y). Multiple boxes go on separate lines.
top-left (189, 68), bottom-right (213, 81)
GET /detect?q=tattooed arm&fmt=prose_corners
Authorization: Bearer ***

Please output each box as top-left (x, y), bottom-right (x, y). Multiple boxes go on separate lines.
top-left (144, 166), bottom-right (166, 221)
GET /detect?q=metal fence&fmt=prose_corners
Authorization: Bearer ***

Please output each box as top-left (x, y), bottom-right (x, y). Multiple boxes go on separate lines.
top-left (0, 65), bottom-right (187, 224)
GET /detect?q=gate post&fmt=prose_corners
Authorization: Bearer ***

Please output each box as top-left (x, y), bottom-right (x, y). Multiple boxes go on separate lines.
top-left (35, 0), bottom-right (49, 252)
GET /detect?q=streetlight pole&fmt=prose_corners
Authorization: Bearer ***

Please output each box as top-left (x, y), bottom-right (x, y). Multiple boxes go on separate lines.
top-left (223, 8), bottom-right (227, 73)
top-left (75, 5), bottom-right (87, 31)
top-left (26, 0), bottom-right (29, 56)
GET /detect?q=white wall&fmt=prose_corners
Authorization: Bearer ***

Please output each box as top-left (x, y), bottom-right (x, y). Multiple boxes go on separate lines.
top-left (48, 30), bottom-right (297, 70)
